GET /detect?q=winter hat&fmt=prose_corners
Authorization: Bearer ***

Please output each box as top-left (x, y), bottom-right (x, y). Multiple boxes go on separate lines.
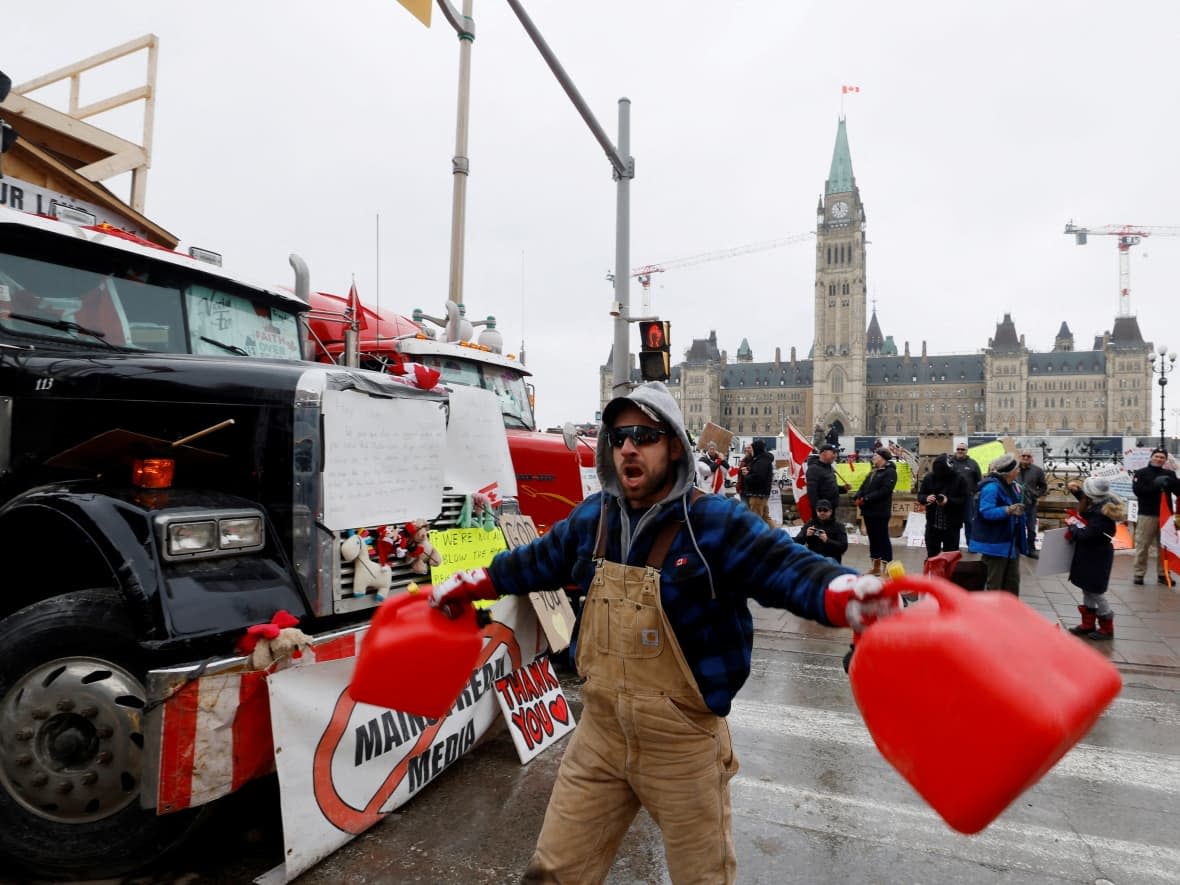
top-left (875, 447), bottom-right (893, 461)
top-left (989, 454), bottom-right (1018, 475)
top-left (1082, 476), bottom-right (1112, 502)
top-left (815, 499), bottom-right (833, 511)
top-left (819, 443), bottom-right (837, 453)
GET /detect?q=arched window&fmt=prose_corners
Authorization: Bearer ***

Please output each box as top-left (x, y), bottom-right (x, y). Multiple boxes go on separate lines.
top-left (831, 367), bottom-right (845, 394)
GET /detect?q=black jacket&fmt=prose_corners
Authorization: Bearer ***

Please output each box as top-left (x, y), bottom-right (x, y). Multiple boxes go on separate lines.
top-left (1133, 464), bottom-right (1178, 516)
top-left (806, 459), bottom-right (845, 510)
top-left (917, 458), bottom-right (968, 525)
top-left (745, 441), bottom-right (774, 496)
top-left (797, 515), bottom-right (848, 563)
top-left (1018, 463), bottom-right (1048, 504)
top-left (949, 454), bottom-right (982, 498)
top-left (1068, 496), bottom-right (1127, 595)
top-left (857, 462), bottom-right (897, 519)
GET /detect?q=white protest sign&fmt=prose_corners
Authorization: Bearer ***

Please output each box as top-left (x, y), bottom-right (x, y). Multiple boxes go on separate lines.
top-left (1089, 462), bottom-right (1134, 503)
top-left (493, 655), bottom-right (576, 764)
top-left (443, 386), bottom-right (518, 497)
top-left (1036, 528), bottom-right (1074, 576)
top-left (500, 514), bottom-right (576, 652)
top-left (262, 595), bottom-right (543, 883)
top-left (768, 486), bottom-right (783, 525)
top-left (580, 465), bottom-right (601, 498)
top-left (321, 391), bottom-right (446, 529)
top-left (903, 511), bottom-right (926, 542)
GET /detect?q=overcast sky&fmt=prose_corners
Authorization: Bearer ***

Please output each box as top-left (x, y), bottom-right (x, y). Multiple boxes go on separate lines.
top-left (8, 1), bottom-right (1180, 432)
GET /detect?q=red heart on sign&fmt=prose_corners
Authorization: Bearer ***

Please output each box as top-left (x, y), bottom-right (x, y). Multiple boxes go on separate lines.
top-left (549, 695), bottom-right (570, 726)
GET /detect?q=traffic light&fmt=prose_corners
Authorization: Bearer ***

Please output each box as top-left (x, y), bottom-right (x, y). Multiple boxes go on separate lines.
top-left (638, 320), bottom-right (671, 382)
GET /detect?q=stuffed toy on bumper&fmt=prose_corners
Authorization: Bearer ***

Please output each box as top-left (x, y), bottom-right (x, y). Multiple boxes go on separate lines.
top-left (396, 521), bottom-right (443, 575)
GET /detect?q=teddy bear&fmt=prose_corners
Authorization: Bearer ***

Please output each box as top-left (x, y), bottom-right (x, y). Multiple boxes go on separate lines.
top-left (396, 520), bottom-right (443, 575)
top-left (236, 610), bottom-right (312, 670)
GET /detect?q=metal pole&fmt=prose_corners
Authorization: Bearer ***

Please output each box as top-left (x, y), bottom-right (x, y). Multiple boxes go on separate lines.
top-left (446, 0), bottom-right (475, 305)
top-left (611, 98), bottom-right (632, 396)
top-left (1160, 374), bottom-right (1168, 450)
top-left (502, 0), bottom-right (629, 177)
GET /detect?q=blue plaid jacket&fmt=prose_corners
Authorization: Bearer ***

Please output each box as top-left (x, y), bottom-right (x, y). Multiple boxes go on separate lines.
top-left (488, 490), bottom-right (854, 716)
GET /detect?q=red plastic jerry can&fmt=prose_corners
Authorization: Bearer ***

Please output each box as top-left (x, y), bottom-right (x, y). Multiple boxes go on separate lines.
top-left (349, 589), bottom-right (484, 719)
top-left (849, 574), bottom-right (1122, 834)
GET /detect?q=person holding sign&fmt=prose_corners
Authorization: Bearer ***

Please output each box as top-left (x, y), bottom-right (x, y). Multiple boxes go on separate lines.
top-left (429, 381), bottom-right (899, 884)
top-left (1063, 477), bottom-right (1126, 640)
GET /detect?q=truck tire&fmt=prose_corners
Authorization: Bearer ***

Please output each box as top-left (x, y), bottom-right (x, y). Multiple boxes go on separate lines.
top-left (0, 589), bottom-right (202, 879)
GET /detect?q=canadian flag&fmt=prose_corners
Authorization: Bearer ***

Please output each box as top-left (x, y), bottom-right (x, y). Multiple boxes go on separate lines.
top-left (786, 422), bottom-right (816, 523)
top-left (1160, 490), bottom-right (1180, 587)
top-left (842, 85), bottom-right (861, 94)
top-left (478, 481), bottom-right (502, 508)
top-left (347, 281), bottom-right (368, 331)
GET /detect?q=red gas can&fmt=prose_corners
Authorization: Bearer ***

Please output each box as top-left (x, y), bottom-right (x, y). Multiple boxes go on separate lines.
top-left (849, 574), bottom-right (1121, 834)
top-left (349, 589), bottom-right (484, 718)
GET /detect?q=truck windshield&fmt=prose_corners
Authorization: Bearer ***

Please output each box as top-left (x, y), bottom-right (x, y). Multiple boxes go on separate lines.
top-left (0, 244), bottom-right (302, 358)
top-left (416, 355), bottom-right (536, 430)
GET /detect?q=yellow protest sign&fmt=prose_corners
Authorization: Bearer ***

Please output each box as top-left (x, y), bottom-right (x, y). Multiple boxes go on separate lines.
top-left (838, 459), bottom-right (913, 492)
top-left (969, 441), bottom-right (1007, 475)
top-left (429, 526), bottom-right (507, 585)
top-left (894, 459), bottom-right (913, 492)
top-left (836, 461), bottom-right (872, 492)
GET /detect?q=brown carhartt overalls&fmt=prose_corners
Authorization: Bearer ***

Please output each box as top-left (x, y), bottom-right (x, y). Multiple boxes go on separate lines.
top-left (524, 503), bottom-right (739, 884)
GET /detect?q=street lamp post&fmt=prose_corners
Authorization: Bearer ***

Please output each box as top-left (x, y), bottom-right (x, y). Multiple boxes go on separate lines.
top-left (1150, 344), bottom-right (1177, 450)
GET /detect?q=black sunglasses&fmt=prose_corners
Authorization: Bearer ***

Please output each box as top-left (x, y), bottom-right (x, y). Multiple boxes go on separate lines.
top-left (608, 425), bottom-right (668, 448)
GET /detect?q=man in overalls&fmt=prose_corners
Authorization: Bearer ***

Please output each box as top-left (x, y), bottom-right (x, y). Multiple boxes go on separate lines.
top-left (432, 382), bottom-right (895, 883)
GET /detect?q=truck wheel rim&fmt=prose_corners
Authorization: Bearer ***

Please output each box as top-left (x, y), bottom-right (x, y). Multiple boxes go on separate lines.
top-left (0, 657), bottom-right (145, 823)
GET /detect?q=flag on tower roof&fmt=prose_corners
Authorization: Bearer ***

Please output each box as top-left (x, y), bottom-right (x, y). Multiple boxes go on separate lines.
top-left (841, 85), bottom-right (861, 94)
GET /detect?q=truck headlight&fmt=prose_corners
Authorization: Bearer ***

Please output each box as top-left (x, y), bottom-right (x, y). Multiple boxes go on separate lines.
top-left (220, 516), bottom-right (263, 550)
top-left (167, 521), bottom-right (217, 556)
top-left (157, 509), bottom-right (266, 561)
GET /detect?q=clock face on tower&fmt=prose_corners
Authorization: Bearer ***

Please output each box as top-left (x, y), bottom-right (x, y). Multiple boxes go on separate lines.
top-left (830, 200), bottom-right (850, 220)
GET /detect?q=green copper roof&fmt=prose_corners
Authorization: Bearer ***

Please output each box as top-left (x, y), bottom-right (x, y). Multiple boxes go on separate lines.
top-left (737, 337), bottom-right (752, 357)
top-left (826, 117), bottom-right (855, 195)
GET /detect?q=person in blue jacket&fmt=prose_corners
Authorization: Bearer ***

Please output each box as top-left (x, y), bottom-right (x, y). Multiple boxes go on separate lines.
top-left (428, 381), bottom-right (898, 885)
top-left (968, 453), bottom-right (1027, 595)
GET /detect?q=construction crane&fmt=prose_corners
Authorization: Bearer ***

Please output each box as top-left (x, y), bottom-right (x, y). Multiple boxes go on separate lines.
top-left (630, 231), bottom-right (816, 314)
top-left (1064, 222), bottom-right (1180, 316)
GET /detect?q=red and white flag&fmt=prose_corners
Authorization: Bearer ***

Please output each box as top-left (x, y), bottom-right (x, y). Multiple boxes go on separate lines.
top-left (479, 481), bottom-right (502, 508)
top-left (1160, 490), bottom-right (1180, 587)
top-left (786, 422), bottom-right (816, 523)
top-left (841, 85), bottom-right (861, 94)
top-left (347, 281), bottom-right (368, 331)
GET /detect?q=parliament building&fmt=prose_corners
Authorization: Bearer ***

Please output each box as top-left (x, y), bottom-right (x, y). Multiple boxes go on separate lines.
top-left (601, 118), bottom-right (1154, 441)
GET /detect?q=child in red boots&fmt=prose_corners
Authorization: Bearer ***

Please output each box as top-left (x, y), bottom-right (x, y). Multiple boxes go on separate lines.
top-left (1065, 476), bottom-right (1127, 640)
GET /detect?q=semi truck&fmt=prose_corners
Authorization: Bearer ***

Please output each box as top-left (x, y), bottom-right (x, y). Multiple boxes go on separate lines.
top-left (0, 200), bottom-right (511, 878)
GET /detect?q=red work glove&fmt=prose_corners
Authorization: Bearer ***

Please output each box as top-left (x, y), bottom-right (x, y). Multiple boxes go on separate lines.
top-left (823, 573), bottom-right (901, 632)
top-left (429, 567), bottom-right (499, 615)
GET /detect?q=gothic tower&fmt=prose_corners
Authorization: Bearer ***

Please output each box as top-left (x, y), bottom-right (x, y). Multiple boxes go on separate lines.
top-left (812, 117), bottom-right (868, 434)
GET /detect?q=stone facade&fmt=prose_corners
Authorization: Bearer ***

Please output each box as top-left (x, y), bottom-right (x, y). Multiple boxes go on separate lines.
top-left (601, 118), bottom-right (1154, 439)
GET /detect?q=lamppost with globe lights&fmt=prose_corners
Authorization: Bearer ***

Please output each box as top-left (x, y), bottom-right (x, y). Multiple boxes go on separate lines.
top-left (1150, 345), bottom-right (1177, 450)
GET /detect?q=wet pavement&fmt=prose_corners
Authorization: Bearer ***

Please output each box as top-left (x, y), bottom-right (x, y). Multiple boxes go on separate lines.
top-left (9, 542), bottom-right (1180, 884)
top-left (758, 542), bottom-right (1180, 670)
